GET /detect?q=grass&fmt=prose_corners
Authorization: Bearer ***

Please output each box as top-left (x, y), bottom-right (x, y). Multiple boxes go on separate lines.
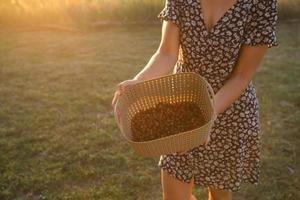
top-left (0, 21), bottom-right (299, 200)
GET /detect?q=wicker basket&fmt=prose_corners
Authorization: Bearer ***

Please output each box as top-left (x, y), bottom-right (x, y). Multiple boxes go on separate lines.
top-left (114, 72), bottom-right (216, 157)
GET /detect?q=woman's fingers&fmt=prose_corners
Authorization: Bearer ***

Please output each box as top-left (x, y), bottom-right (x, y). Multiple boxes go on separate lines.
top-left (112, 95), bottom-right (122, 124)
top-left (112, 80), bottom-right (137, 108)
top-left (112, 80), bottom-right (129, 107)
top-left (117, 82), bottom-right (124, 92)
top-left (112, 79), bottom-right (140, 125)
top-left (114, 103), bottom-right (120, 124)
top-left (111, 90), bottom-right (119, 109)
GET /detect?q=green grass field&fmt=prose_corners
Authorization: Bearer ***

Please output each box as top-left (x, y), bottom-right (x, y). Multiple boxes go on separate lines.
top-left (0, 21), bottom-right (299, 200)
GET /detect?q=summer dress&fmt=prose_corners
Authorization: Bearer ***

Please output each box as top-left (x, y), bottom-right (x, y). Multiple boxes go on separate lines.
top-left (157, 0), bottom-right (278, 192)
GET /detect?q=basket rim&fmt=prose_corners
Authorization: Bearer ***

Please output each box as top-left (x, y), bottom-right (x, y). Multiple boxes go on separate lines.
top-left (125, 72), bottom-right (205, 90)
top-left (116, 72), bottom-right (214, 109)
top-left (115, 71), bottom-right (215, 112)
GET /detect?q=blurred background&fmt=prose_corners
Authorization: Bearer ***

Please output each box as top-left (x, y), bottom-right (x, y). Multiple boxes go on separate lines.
top-left (0, 0), bottom-right (299, 28)
top-left (0, 0), bottom-right (299, 200)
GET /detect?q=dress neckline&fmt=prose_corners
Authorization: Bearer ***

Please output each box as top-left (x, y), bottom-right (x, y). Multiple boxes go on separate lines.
top-left (197, 0), bottom-right (241, 35)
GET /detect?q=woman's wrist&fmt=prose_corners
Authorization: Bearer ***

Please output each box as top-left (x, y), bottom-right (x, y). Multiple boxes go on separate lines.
top-left (132, 75), bottom-right (143, 82)
top-left (133, 71), bottom-right (158, 82)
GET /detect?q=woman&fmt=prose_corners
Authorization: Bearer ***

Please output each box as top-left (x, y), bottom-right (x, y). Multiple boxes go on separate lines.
top-left (112, 0), bottom-right (278, 199)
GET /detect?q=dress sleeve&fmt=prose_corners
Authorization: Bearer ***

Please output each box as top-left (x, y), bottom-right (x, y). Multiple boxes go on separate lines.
top-left (157, 0), bottom-right (181, 28)
top-left (242, 0), bottom-right (279, 48)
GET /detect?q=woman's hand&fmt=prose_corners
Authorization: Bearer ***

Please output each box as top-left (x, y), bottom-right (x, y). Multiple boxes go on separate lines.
top-left (176, 85), bottom-right (215, 155)
top-left (213, 44), bottom-right (268, 115)
top-left (111, 79), bottom-right (141, 124)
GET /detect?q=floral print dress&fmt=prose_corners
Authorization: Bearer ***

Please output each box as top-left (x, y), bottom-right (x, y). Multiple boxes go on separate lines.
top-left (157, 0), bottom-right (278, 192)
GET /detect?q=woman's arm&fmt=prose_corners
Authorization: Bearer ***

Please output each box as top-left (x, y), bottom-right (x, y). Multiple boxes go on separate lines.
top-left (214, 44), bottom-right (269, 115)
top-left (133, 20), bottom-right (180, 81)
top-left (112, 20), bottom-right (180, 117)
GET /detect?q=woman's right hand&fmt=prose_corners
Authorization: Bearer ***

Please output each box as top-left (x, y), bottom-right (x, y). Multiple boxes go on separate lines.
top-left (111, 79), bottom-right (141, 124)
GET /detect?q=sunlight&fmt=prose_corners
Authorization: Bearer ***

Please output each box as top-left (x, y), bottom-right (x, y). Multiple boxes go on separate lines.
top-left (0, 0), bottom-right (299, 27)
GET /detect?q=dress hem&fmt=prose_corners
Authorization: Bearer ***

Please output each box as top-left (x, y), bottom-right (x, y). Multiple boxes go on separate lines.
top-left (159, 164), bottom-right (260, 192)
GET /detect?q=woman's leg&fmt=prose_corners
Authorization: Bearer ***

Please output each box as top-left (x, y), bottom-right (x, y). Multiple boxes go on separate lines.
top-left (208, 186), bottom-right (232, 200)
top-left (161, 169), bottom-right (197, 200)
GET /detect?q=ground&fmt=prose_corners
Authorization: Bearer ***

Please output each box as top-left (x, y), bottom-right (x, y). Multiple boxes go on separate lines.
top-left (0, 22), bottom-right (299, 200)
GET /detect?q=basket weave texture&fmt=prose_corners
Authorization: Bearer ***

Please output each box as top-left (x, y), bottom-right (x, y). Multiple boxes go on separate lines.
top-left (114, 72), bottom-right (216, 157)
